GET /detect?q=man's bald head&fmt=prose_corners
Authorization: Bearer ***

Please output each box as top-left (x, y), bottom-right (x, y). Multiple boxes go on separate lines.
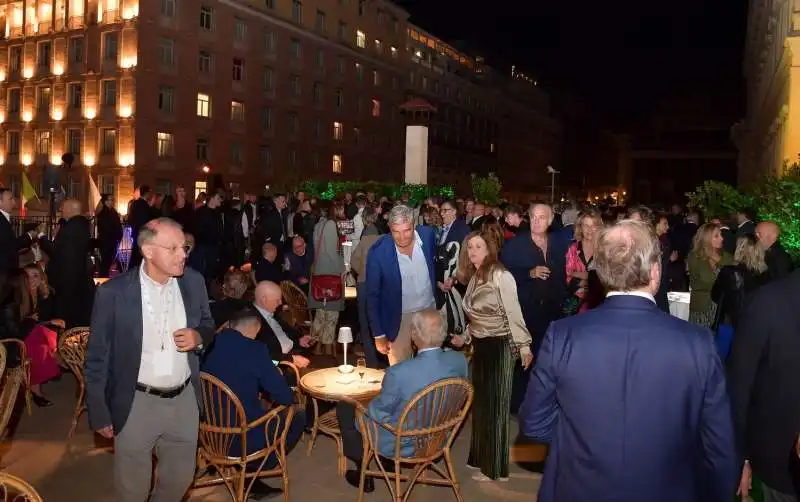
top-left (61, 199), bottom-right (82, 219)
top-left (254, 281), bottom-right (282, 312)
top-left (756, 221), bottom-right (780, 248)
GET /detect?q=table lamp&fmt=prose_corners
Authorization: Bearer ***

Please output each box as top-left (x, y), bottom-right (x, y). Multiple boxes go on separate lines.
top-left (338, 326), bottom-right (354, 373)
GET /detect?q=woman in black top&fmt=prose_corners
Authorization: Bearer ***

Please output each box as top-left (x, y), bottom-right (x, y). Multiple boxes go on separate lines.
top-left (712, 234), bottom-right (770, 331)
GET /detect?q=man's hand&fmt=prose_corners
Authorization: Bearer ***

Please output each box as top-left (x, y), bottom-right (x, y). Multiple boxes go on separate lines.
top-left (669, 250), bottom-right (679, 262)
top-left (299, 277), bottom-right (309, 285)
top-left (299, 335), bottom-right (313, 348)
top-left (521, 351), bottom-right (534, 370)
top-left (292, 355), bottom-right (310, 368)
top-left (530, 266), bottom-right (551, 280)
top-left (737, 461), bottom-right (752, 497)
top-left (96, 425), bottom-right (114, 439)
top-left (173, 328), bottom-right (202, 352)
top-left (375, 337), bottom-right (389, 355)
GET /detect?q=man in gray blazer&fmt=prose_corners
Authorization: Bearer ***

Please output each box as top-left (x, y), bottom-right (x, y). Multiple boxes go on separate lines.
top-left (85, 217), bottom-right (215, 502)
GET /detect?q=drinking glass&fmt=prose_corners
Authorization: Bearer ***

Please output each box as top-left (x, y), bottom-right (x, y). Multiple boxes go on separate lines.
top-left (356, 358), bottom-right (367, 384)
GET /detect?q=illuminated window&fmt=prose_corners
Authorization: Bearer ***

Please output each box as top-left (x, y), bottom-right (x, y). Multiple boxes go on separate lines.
top-left (356, 30), bottom-right (366, 48)
top-left (196, 93), bottom-right (210, 117)
top-left (35, 130), bottom-right (51, 155)
top-left (371, 99), bottom-right (380, 117)
top-left (157, 131), bottom-right (173, 158)
top-left (102, 128), bottom-right (117, 155)
top-left (230, 100), bottom-right (244, 122)
top-left (374, 39), bottom-right (381, 52)
top-left (194, 180), bottom-right (207, 200)
top-left (332, 154), bottom-right (342, 173)
top-left (332, 121), bottom-right (343, 140)
top-left (390, 46), bottom-right (398, 58)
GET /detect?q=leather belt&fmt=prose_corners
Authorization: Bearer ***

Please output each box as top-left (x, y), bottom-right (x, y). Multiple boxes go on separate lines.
top-left (135, 378), bottom-right (191, 399)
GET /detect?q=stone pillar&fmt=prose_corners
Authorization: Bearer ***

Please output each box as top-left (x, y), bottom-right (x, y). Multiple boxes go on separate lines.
top-left (400, 98), bottom-right (436, 185)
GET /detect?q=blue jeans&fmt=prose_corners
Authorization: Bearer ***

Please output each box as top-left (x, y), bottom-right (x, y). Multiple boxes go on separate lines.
top-left (357, 282), bottom-right (381, 369)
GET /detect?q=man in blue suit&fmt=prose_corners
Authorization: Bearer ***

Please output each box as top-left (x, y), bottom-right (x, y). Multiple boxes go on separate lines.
top-left (366, 204), bottom-right (437, 365)
top-left (336, 309), bottom-right (468, 491)
top-left (520, 220), bottom-right (738, 502)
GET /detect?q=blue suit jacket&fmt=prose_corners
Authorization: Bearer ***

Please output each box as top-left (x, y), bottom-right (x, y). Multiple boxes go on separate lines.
top-left (365, 225), bottom-right (437, 341)
top-left (520, 294), bottom-right (738, 502)
top-left (442, 218), bottom-right (470, 247)
top-left (366, 348), bottom-right (468, 457)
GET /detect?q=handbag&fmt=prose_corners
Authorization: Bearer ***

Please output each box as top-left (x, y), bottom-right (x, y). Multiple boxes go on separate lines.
top-left (310, 220), bottom-right (343, 304)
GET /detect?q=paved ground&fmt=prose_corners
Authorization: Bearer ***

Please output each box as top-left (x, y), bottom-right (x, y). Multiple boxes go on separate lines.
top-left (1, 375), bottom-right (544, 501)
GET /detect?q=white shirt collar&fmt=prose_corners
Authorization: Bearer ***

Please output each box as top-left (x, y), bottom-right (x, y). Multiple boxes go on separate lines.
top-left (139, 263), bottom-right (175, 288)
top-left (395, 230), bottom-right (423, 254)
top-left (253, 303), bottom-right (274, 319)
top-left (606, 290), bottom-right (656, 304)
top-left (0, 209), bottom-right (9, 222)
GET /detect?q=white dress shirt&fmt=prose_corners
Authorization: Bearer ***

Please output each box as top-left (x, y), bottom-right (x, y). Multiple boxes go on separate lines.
top-left (254, 303), bottom-right (294, 354)
top-left (137, 265), bottom-right (191, 388)
top-left (0, 209), bottom-right (9, 222)
top-left (397, 231), bottom-right (435, 314)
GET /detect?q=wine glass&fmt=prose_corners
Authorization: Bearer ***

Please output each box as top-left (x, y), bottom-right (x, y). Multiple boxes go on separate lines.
top-left (356, 358), bottom-right (367, 384)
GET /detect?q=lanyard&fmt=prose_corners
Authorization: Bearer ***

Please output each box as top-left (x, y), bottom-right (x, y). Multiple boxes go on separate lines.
top-left (141, 278), bottom-right (174, 351)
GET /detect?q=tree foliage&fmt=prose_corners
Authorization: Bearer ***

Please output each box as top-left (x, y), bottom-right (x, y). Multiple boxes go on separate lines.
top-left (470, 172), bottom-right (503, 206)
top-left (685, 181), bottom-right (752, 219)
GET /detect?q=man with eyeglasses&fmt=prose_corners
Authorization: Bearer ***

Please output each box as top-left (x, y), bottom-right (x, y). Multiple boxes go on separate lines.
top-left (85, 217), bottom-right (215, 502)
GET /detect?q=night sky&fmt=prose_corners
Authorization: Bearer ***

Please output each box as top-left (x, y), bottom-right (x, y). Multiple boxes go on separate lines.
top-left (398, 0), bottom-right (750, 124)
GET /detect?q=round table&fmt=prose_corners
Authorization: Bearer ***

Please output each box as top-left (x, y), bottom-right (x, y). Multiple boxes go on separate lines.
top-left (300, 366), bottom-right (384, 402)
top-left (300, 366), bottom-right (385, 475)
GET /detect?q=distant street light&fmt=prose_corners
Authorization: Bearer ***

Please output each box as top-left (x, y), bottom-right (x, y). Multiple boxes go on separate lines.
top-left (546, 165), bottom-right (560, 203)
top-left (202, 165), bottom-right (211, 174)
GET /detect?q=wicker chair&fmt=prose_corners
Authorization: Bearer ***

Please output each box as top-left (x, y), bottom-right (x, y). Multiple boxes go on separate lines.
top-left (349, 377), bottom-right (474, 502)
top-left (0, 339), bottom-right (32, 416)
top-left (279, 281), bottom-right (311, 331)
top-left (0, 343), bottom-right (6, 381)
top-left (0, 472), bottom-right (43, 502)
top-left (58, 327), bottom-right (90, 440)
top-left (0, 344), bottom-right (24, 439)
top-left (194, 372), bottom-right (294, 502)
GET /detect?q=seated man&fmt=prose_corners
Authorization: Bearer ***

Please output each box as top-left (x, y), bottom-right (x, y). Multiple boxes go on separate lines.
top-left (336, 309), bottom-right (468, 491)
top-left (252, 281), bottom-right (312, 370)
top-left (209, 269), bottom-right (250, 327)
top-left (202, 308), bottom-right (305, 500)
top-left (254, 243), bottom-right (284, 285)
top-left (284, 236), bottom-right (311, 292)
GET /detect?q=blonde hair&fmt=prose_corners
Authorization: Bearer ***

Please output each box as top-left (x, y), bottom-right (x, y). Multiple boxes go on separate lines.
top-left (456, 231), bottom-right (503, 285)
top-left (594, 220), bottom-right (661, 292)
top-left (734, 234), bottom-right (768, 274)
top-left (689, 223), bottom-right (721, 263)
top-left (574, 209), bottom-right (603, 243)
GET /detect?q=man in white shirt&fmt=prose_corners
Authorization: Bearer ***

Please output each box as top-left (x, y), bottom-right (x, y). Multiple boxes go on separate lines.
top-left (85, 217), bottom-right (215, 502)
top-left (252, 280), bottom-right (311, 369)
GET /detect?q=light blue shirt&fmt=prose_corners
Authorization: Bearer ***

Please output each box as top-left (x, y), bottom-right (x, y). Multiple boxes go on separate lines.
top-left (397, 231), bottom-right (435, 314)
top-left (253, 303), bottom-right (294, 354)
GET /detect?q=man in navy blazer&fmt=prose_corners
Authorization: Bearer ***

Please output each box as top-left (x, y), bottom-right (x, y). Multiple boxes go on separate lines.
top-left (366, 205), bottom-right (437, 365)
top-left (520, 220), bottom-right (737, 502)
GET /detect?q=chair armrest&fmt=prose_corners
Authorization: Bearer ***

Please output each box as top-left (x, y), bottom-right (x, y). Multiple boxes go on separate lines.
top-left (277, 361), bottom-right (301, 383)
top-left (246, 403), bottom-right (288, 430)
top-left (0, 339), bottom-right (27, 362)
top-left (340, 396), bottom-right (396, 435)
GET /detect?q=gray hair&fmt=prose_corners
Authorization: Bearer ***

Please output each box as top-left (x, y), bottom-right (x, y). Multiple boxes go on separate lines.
top-left (561, 207), bottom-right (579, 226)
top-left (137, 217), bottom-right (183, 251)
top-left (409, 309), bottom-right (446, 348)
top-left (388, 204), bottom-right (415, 226)
top-left (594, 220), bottom-right (661, 292)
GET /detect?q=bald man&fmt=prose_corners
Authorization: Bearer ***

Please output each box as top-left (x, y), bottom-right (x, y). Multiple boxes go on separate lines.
top-left (41, 198), bottom-right (94, 327)
top-left (756, 221), bottom-right (793, 281)
top-left (252, 281), bottom-right (312, 368)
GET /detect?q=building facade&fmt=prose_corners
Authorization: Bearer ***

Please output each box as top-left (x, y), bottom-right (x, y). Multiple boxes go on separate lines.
top-left (0, 0), bottom-right (560, 211)
top-left (737, 0), bottom-right (800, 184)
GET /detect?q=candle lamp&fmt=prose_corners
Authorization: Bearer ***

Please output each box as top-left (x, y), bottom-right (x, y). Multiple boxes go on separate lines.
top-left (337, 326), bottom-right (354, 374)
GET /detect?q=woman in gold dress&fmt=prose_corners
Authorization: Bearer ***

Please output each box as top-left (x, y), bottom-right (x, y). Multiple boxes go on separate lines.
top-left (453, 231), bottom-right (533, 482)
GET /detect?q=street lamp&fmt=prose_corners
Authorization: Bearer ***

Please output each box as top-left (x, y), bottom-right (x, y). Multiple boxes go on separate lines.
top-left (546, 165), bottom-right (560, 204)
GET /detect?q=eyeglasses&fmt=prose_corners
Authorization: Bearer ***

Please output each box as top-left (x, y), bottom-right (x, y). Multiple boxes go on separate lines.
top-left (150, 243), bottom-right (191, 254)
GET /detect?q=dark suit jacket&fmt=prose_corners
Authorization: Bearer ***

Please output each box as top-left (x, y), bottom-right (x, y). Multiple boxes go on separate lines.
top-left (43, 215), bottom-right (94, 327)
top-left (0, 213), bottom-right (31, 274)
top-left (520, 294), bottom-right (737, 502)
top-left (765, 242), bottom-right (793, 282)
top-left (729, 270), bottom-right (800, 494)
top-left (84, 266), bottom-right (216, 434)
top-left (253, 306), bottom-right (301, 362)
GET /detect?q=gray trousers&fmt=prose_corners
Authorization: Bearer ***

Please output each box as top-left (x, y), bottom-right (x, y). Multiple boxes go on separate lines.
top-left (763, 484), bottom-right (798, 502)
top-left (114, 385), bottom-right (199, 502)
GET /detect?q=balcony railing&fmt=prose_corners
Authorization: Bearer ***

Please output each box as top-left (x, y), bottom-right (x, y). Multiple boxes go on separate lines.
top-left (24, 24), bottom-right (36, 35)
top-left (38, 21), bottom-right (51, 33)
top-left (102, 9), bottom-right (120, 22)
top-left (8, 26), bottom-right (22, 38)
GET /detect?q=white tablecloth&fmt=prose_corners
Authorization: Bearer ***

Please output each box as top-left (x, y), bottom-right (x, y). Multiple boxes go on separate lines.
top-left (667, 291), bottom-right (691, 321)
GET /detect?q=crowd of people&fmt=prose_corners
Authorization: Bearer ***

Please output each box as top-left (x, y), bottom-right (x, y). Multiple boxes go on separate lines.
top-left (2, 181), bottom-right (800, 501)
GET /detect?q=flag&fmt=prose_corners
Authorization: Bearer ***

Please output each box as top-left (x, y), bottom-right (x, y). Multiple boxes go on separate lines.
top-left (20, 170), bottom-right (38, 217)
top-left (88, 173), bottom-right (101, 213)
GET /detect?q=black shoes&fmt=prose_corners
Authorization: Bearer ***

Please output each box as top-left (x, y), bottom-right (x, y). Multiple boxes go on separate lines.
top-left (32, 393), bottom-right (53, 408)
top-left (345, 470), bottom-right (374, 492)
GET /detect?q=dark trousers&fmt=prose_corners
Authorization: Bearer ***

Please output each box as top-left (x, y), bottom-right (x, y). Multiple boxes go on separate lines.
top-left (335, 402), bottom-right (364, 466)
top-left (356, 282), bottom-right (384, 369)
top-left (99, 239), bottom-right (119, 277)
